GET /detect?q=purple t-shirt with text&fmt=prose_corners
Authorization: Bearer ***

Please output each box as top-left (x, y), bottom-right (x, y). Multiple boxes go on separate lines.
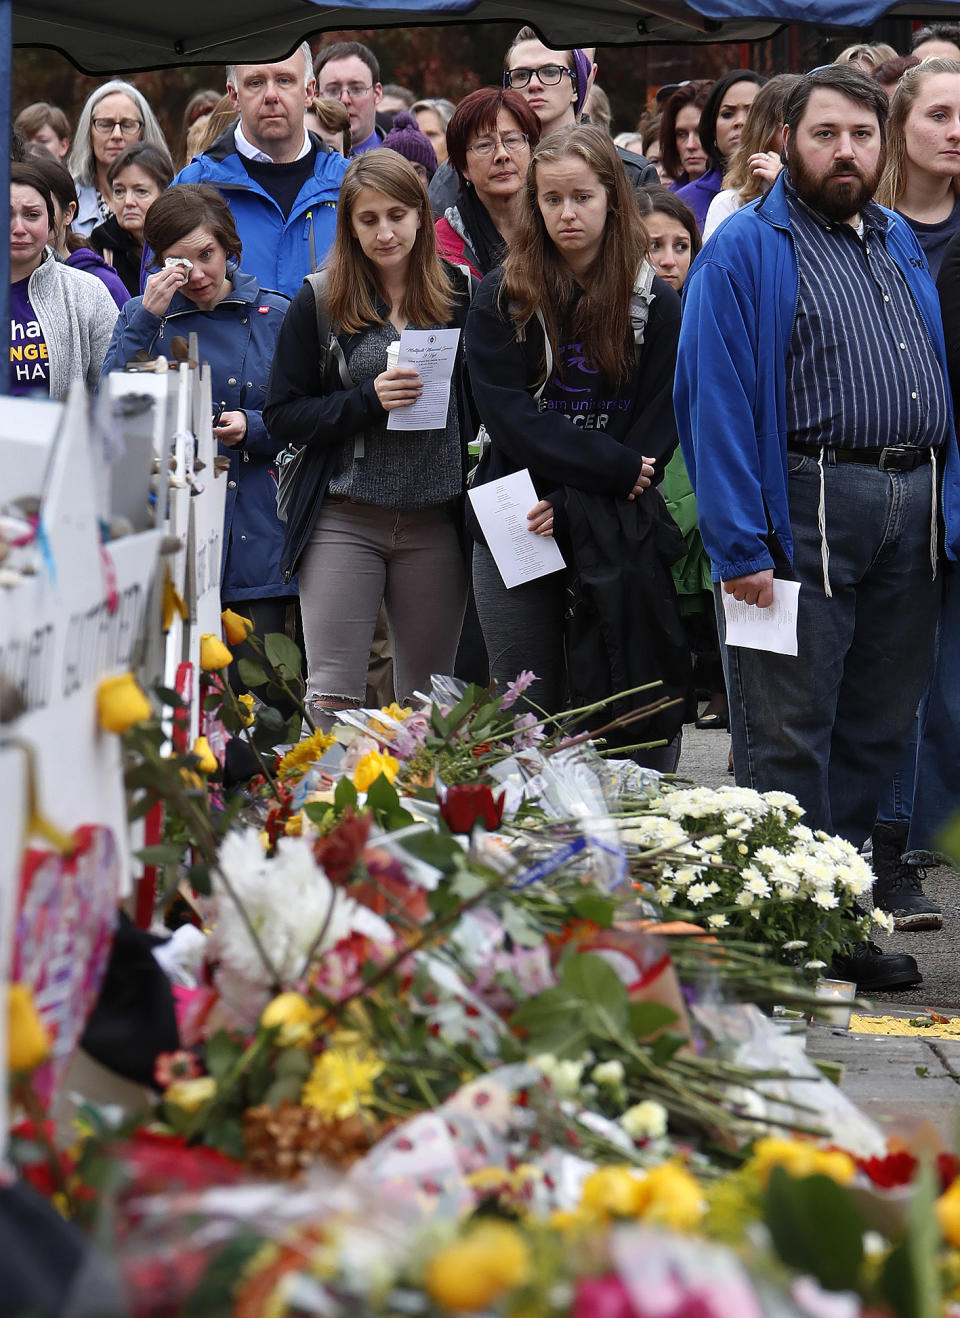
top-left (9, 277), bottom-right (50, 396)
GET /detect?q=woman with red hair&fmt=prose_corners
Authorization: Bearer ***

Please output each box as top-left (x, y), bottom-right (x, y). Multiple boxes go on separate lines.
top-left (434, 87), bottom-right (541, 279)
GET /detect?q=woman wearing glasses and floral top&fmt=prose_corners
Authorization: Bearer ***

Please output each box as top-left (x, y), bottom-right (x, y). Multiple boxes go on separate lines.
top-left (66, 80), bottom-right (169, 235)
top-left (435, 88), bottom-right (541, 279)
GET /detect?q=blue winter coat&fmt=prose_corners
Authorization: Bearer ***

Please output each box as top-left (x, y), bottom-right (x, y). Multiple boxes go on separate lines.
top-left (675, 172), bottom-right (960, 583)
top-left (100, 267), bottom-right (294, 601)
top-left (173, 127), bottom-right (349, 299)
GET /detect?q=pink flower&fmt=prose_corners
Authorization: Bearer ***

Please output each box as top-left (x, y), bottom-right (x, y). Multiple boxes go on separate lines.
top-left (172, 985), bottom-right (218, 1047)
top-left (501, 670), bottom-right (538, 709)
top-left (513, 712), bottom-right (545, 751)
top-left (572, 1276), bottom-right (641, 1318)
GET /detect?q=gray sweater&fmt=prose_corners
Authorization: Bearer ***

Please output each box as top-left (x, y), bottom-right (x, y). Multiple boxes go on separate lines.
top-left (25, 250), bottom-right (119, 400)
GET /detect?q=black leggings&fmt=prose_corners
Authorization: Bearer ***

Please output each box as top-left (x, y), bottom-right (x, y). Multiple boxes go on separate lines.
top-left (472, 542), bottom-right (566, 713)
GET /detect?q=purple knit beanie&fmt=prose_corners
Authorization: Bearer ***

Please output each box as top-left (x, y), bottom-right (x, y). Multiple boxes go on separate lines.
top-left (382, 111), bottom-right (438, 179)
top-left (572, 49), bottom-right (593, 116)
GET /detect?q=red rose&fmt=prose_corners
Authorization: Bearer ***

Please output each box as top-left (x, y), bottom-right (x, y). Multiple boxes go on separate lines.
top-left (439, 784), bottom-right (505, 833)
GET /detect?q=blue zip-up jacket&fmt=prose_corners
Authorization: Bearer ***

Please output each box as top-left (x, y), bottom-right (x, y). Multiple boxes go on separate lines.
top-left (675, 172), bottom-right (960, 583)
top-left (100, 267), bottom-right (294, 601)
top-left (172, 127), bottom-right (349, 299)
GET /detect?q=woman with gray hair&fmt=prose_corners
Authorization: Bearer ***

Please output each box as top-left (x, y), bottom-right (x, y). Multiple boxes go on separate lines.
top-left (67, 80), bottom-right (169, 236)
top-left (412, 97), bottom-right (455, 166)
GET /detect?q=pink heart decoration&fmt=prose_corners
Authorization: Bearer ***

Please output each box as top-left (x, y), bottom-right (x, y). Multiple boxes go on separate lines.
top-left (13, 824), bottom-right (120, 1102)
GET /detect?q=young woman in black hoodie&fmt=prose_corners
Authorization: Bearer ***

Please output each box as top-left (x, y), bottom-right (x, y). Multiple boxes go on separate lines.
top-left (465, 124), bottom-right (686, 741)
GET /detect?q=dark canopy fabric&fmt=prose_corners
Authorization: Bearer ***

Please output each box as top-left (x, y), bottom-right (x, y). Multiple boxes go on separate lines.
top-left (3, 0), bottom-right (878, 74)
top-left (698, 0), bottom-right (960, 26)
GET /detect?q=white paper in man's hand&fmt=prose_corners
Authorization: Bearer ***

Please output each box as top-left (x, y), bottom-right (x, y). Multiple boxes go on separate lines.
top-left (386, 328), bottom-right (460, 431)
top-left (722, 578), bottom-right (800, 656)
top-left (468, 469), bottom-right (566, 589)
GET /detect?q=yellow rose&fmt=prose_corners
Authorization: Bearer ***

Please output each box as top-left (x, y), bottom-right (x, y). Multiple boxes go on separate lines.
top-left (938, 1182), bottom-right (960, 1247)
top-left (425, 1222), bottom-right (529, 1312)
top-left (749, 1137), bottom-right (855, 1186)
top-left (580, 1165), bottom-right (645, 1218)
top-left (97, 672), bottom-right (152, 734)
top-left (634, 1163), bottom-right (706, 1230)
top-left (353, 749), bottom-right (399, 793)
top-left (164, 1076), bottom-right (216, 1112)
top-left (237, 693), bottom-right (255, 727)
top-left (191, 736), bottom-right (219, 774)
top-left (199, 633), bottom-right (233, 671)
top-left (260, 992), bottom-right (319, 1046)
top-left (221, 609), bottom-right (254, 646)
top-left (7, 984), bottom-right (51, 1074)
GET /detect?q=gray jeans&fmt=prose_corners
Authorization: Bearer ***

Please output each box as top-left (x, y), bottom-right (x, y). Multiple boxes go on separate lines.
top-left (298, 498), bottom-right (466, 707)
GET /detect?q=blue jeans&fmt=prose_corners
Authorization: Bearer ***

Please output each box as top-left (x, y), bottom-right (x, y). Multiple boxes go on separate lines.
top-left (718, 452), bottom-right (940, 847)
top-left (909, 564), bottom-right (959, 852)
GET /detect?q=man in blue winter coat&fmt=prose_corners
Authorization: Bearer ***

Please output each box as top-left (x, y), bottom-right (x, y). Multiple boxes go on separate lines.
top-left (174, 42), bottom-right (349, 298)
top-left (676, 65), bottom-right (960, 994)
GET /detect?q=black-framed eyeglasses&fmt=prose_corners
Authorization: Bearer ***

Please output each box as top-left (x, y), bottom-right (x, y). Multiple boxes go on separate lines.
top-left (504, 64), bottom-right (574, 90)
top-left (92, 117), bottom-right (142, 135)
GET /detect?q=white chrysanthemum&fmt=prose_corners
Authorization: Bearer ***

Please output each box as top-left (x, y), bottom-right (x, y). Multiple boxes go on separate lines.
top-left (707, 913), bottom-right (729, 929)
top-left (592, 1059), bottom-right (626, 1087)
top-left (697, 835), bottom-right (724, 853)
top-left (753, 846), bottom-right (783, 868)
top-left (686, 882), bottom-right (712, 906)
top-left (781, 939), bottom-right (808, 951)
top-left (672, 866), bottom-right (704, 888)
top-left (621, 1100), bottom-right (668, 1140)
top-left (762, 790), bottom-right (802, 811)
top-left (811, 889), bottom-right (839, 910)
top-left (735, 890), bottom-right (755, 907)
top-left (743, 873), bottom-right (771, 898)
top-left (871, 908), bottom-right (895, 935)
top-left (790, 824), bottom-right (815, 843)
top-left (210, 828), bottom-right (392, 1018)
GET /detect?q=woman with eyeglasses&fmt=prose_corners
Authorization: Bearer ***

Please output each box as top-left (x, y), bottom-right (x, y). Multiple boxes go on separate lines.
top-left (465, 126), bottom-right (688, 765)
top-left (67, 80), bottom-right (169, 236)
top-left (435, 87), bottom-right (541, 279)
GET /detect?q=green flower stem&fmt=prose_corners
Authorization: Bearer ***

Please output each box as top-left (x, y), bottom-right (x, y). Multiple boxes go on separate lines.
top-left (211, 671), bottom-right (283, 803)
top-left (183, 1031), bottom-right (269, 1142)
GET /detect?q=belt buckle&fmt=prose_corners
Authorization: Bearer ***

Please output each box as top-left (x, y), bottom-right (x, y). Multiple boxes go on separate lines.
top-left (878, 446), bottom-right (908, 471)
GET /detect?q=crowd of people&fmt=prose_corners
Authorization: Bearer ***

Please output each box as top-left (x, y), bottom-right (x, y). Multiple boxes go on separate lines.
top-left (11, 20), bottom-right (960, 993)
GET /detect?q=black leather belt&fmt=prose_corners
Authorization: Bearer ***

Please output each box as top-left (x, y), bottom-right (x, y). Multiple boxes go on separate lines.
top-left (787, 443), bottom-right (936, 472)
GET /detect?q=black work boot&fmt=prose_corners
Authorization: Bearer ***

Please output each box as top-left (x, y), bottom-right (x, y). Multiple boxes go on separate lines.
top-left (871, 820), bottom-right (942, 932)
top-left (831, 941), bottom-right (922, 992)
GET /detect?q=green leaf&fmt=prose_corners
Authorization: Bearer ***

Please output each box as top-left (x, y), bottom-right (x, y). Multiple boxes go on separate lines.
top-left (560, 952), bottom-right (629, 1016)
top-left (334, 776), bottom-right (358, 811)
top-left (201, 1112), bottom-right (246, 1160)
top-left (763, 1168), bottom-right (865, 1292)
top-left (649, 1030), bottom-right (686, 1065)
top-left (202, 692), bottom-right (222, 712)
top-left (572, 894), bottom-right (616, 928)
top-left (188, 862), bottom-right (212, 896)
top-left (451, 869), bottom-right (488, 901)
top-left (126, 794), bottom-right (156, 824)
top-left (398, 827), bottom-right (463, 874)
top-left (264, 1074), bottom-right (305, 1109)
top-left (510, 988), bottom-right (595, 1058)
top-left (430, 703), bottom-right (449, 737)
top-left (237, 657), bottom-right (268, 688)
top-left (205, 1030), bottom-right (244, 1081)
top-left (137, 843), bottom-right (185, 866)
top-left (182, 1235), bottom-right (264, 1318)
top-left (627, 1001), bottom-right (680, 1040)
top-left (264, 631), bottom-right (303, 681)
top-left (303, 800), bottom-right (333, 826)
top-left (155, 685), bottom-right (187, 708)
top-left (251, 704), bottom-right (288, 750)
top-left (502, 903), bottom-right (544, 949)
top-left (274, 1047), bottom-right (313, 1080)
top-left (366, 772), bottom-right (414, 829)
top-left (877, 1162), bottom-right (939, 1318)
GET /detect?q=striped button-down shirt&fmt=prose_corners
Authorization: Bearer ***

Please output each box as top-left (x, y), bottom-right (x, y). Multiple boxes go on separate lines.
top-left (784, 178), bottom-right (950, 452)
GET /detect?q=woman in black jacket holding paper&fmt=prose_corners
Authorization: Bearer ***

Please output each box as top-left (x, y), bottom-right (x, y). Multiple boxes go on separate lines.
top-left (466, 125), bottom-right (687, 757)
top-left (265, 150), bottom-right (472, 724)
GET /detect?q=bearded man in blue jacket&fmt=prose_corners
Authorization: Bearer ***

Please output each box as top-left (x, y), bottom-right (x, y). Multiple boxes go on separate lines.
top-left (676, 65), bottom-right (960, 993)
top-left (174, 42), bottom-right (348, 298)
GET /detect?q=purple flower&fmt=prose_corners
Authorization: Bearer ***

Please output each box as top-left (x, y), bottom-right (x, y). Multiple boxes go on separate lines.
top-left (513, 711), bottom-right (545, 751)
top-left (501, 669), bottom-right (539, 710)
